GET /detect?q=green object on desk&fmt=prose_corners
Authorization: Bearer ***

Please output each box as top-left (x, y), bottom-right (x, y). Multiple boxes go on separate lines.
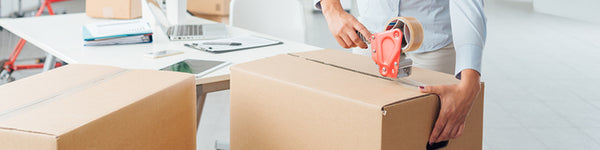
top-left (169, 61), bottom-right (193, 74)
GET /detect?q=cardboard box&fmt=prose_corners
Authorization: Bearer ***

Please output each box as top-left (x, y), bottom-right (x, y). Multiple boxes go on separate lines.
top-left (0, 64), bottom-right (196, 149)
top-left (230, 49), bottom-right (484, 150)
top-left (189, 11), bottom-right (229, 25)
top-left (86, 0), bottom-right (142, 19)
top-left (187, 0), bottom-right (230, 16)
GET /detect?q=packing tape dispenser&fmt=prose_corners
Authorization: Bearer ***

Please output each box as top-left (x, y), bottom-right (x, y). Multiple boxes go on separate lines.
top-left (358, 17), bottom-right (424, 79)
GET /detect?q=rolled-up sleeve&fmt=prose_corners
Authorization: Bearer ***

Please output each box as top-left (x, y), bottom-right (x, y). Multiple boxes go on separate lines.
top-left (314, 0), bottom-right (323, 10)
top-left (449, 0), bottom-right (487, 79)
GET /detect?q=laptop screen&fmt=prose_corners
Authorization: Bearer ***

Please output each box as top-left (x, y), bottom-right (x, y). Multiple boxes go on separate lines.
top-left (143, 0), bottom-right (228, 40)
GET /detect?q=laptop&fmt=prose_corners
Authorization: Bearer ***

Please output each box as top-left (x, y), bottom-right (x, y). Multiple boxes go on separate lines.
top-left (146, 0), bottom-right (227, 41)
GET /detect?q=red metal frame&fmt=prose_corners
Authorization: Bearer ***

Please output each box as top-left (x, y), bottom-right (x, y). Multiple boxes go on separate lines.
top-left (370, 28), bottom-right (403, 78)
top-left (2, 0), bottom-right (68, 72)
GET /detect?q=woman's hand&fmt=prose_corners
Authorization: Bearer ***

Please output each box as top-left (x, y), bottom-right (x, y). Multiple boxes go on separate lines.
top-left (419, 69), bottom-right (481, 145)
top-left (320, 0), bottom-right (371, 49)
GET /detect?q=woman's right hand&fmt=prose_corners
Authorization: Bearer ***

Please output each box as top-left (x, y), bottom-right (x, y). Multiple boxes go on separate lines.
top-left (321, 0), bottom-right (371, 49)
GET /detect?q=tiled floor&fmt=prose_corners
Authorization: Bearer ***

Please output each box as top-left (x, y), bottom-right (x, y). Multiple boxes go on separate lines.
top-left (1, 0), bottom-right (600, 149)
top-left (481, 0), bottom-right (600, 149)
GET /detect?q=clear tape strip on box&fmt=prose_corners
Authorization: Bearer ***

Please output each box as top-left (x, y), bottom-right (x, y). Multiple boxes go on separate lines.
top-left (0, 69), bottom-right (130, 121)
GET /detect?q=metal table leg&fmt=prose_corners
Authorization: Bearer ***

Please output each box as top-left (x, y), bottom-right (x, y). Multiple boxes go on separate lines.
top-left (215, 140), bottom-right (230, 150)
top-left (42, 53), bottom-right (56, 72)
top-left (195, 75), bottom-right (230, 150)
top-left (195, 75), bottom-right (230, 129)
top-left (196, 84), bottom-right (208, 129)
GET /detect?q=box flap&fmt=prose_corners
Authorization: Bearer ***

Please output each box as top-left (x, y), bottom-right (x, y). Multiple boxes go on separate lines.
top-left (0, 64), bottom-right (193, 136)
top-left (0, 65), bottom-right (123, 116)
top-left (0, 128), bottom-right (57, 149)
top-left (231, 52), bottom-right (426, 108)
top-left (0, 64), bottom-right (124, 135)
top-left (291, 49), bottom-right (459, 86)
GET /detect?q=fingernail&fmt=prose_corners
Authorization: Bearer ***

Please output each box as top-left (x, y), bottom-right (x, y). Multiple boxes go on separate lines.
top-left (419, 86), bottom-right (424, 90)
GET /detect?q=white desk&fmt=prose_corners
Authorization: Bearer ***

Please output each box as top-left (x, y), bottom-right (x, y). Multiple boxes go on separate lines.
top-left (0, 13), bottom-right (320, 78)
top-left (0, 13), bottom-right (321, 128)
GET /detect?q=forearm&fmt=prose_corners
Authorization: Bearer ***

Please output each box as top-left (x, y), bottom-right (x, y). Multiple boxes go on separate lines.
top-left (458, 69), bottom-right (480, 104)
top-left (320, 0), bottom-right (344, 15)
top-left (318, 0), bottom-right (371, 49)
top-left (459, 69), bottom-right (480, 85)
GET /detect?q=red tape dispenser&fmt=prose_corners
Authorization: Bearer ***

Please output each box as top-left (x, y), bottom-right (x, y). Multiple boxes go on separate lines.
top-left (363, 17), bottom-right (424, 78)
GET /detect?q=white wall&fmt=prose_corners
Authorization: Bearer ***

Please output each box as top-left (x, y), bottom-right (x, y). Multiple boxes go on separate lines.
top-left (534, 0), bottom-right (600, 24)
top-left (0, 0), bottom-right (42, 17)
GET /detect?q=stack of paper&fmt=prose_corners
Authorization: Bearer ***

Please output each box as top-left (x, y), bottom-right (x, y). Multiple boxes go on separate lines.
top-left (82, 20), bottom-right (153, 46)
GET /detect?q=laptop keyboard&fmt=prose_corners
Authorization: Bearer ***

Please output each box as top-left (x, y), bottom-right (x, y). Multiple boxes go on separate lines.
top-left (168, 25), bottom-right (203, 37)
top-left (175, 25), bottom-right (203, 36)
top-left (167, 24), bottom-right (226, 40)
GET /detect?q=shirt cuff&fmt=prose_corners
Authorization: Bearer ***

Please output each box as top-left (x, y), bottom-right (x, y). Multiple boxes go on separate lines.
top-left (454, 44), bottom-right (483, 79)
top-left (314, 0), bottom-right (323, 10)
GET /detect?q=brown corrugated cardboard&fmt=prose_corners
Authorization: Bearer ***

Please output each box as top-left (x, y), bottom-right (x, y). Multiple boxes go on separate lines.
top-left (230, 49), bottom-right (484, 150)
top-left (86, 0), bottom-right (142, 19)
top-left (0, 64), bottom-right (197, 150)
top-left (187, 0), bottom-right (230, 16)
top-left (189, 11), bottom-right (230, 25)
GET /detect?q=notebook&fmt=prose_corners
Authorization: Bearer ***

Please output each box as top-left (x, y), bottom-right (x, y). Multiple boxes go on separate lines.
top-left (82, 20), bottom-right (153, 46)
top-left (183, 35), bottom-right (283, 53)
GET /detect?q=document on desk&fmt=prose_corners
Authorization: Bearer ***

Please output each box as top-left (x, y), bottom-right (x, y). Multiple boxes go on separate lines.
top-left (184, 35), bottom-right (283, 53)
top-left (82, 20), bottom-right (153, 46)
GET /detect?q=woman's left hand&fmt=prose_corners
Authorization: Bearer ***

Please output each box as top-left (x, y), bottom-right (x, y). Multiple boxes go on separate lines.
top-left (419, 69), bottom-right (481, 145)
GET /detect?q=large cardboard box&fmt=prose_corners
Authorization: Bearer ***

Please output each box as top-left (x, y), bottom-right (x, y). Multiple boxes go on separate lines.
top-left (187, 0), bottom-right (230, 16)
top-left (230, 49), bottom-right (484, 150)
top-left (86, 0), bottom-right (142, 19)
top-left (0, 64), bottom-right (196, 149)
top-left (189, 11), bottom-right (230, 25)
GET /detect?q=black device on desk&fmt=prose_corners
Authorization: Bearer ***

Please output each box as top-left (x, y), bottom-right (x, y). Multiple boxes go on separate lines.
top-left (160, 59), bottom-right (229, 78)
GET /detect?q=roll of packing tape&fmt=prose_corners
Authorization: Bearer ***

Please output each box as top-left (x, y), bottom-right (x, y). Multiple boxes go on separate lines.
top-left (384, 17), bottom-right (423, 52)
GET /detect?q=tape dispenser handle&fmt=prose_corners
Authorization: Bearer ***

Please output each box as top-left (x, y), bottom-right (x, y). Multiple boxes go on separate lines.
top-left (356, 30), bottom-right (371, 44)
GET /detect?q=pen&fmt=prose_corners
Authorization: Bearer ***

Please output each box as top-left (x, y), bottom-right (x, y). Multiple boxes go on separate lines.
top-left (202, 42), bottom-right (242, 46)
top-left (184, 43), bottom-right (213, 51)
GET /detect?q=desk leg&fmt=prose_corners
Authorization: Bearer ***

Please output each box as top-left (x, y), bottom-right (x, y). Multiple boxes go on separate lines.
top-left (42, 53), bottom-right (55, 72)
top-left (196, 84), bottom-right (207, 129)
top-left (195, 77), bottom-right (230, 130)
